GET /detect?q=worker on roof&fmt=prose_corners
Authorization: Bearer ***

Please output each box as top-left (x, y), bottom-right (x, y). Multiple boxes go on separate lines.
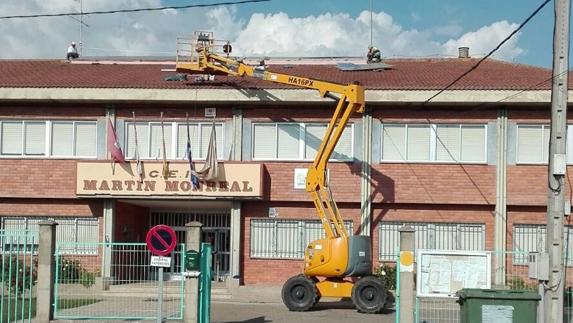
top-left (67, 42), bottom-right (79, 60)
top-left (367, 46), bottom-right (381, 64)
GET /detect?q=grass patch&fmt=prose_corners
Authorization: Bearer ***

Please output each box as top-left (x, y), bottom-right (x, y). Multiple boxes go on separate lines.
top-left (1, 297), bottom-right (101, 321)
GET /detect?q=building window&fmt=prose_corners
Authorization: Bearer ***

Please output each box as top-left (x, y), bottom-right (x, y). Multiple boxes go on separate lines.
top-left (516, 125), bottom-right (549, 164)
top-left (378, 221), bottom-right (485, 261)
top-left (176, 123), bottom-right (224, 159)
top-left (512, 224), bottom-right (573, 265)
top-left (125, 122), bottom-right (223, 160)
top-left (252, 122), bottom-right (353, 161)
top-left (1, 121), bottom-right (46, 156)
top-left (51, 121), bottom-right (97, 157)
top-left (250, 219), bottom-right (353, 259)
top-left (381, 123), bottom-right (487, 163)
top-left (1, 217), bottom-right (99, 255)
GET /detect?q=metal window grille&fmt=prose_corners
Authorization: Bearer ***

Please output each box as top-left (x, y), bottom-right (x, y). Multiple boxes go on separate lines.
top-left (250, 219), bottom-right (353, 259)
top-left (378, 221), bottom-right (485, 261)
top-left (1, 217), bottom-right (99, 254)
top-left (512, 224), bottom-right (573, 266)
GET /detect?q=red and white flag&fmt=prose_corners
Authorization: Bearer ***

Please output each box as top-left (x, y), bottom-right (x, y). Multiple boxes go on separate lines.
top-left (107, 118), bottom-right (125, 163)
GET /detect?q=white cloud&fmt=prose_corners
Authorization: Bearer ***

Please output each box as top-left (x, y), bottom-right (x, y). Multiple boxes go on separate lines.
top-left (442, 21), bottom-right (523, 60)
top-left (0, 2), bottom-right (524, 62)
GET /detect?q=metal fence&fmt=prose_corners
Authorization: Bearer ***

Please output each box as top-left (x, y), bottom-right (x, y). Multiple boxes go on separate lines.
top-left (379, 222), bottom-right (486, 261)
top-left (413, 251), bottom-right (535, 323)
top-left (250, 219), bottom-right (353, 259)
top-left (0, 230), bottom-right (37, 323)
top-left (54, 242), bottom-right (186, 320)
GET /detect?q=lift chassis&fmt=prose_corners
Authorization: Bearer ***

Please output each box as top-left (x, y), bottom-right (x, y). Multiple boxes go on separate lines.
top-left (175, 32), bottom-right (388, 313)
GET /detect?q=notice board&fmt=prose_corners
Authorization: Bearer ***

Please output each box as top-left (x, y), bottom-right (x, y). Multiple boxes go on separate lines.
top-left (416, 250), bottom-right (491, 298)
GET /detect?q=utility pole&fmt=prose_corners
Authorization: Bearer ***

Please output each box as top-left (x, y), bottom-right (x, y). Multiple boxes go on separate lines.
top-left (544, 0), bottom-right (570, 321)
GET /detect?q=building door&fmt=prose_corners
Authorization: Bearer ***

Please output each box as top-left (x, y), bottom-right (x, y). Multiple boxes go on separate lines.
top-left (150, 210), bottom-right (231, 280)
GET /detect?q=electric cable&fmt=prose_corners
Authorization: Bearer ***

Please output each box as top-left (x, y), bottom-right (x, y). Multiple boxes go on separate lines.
top-left (0, 0), bottom-right (270, 20)
top-left (422, 0), bottom-right (551, 105)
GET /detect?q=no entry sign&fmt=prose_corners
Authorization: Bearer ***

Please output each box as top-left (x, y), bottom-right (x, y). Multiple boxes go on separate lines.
top-left (146, 225), bottom-right (177, 256)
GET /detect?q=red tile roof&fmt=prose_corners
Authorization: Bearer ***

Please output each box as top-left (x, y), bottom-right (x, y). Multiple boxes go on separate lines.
top-left (0, 58), bottom-right (560, 91)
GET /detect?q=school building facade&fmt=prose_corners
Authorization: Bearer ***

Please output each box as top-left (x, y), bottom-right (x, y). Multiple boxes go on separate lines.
top-left (0, 57), bottom-right (569, 287)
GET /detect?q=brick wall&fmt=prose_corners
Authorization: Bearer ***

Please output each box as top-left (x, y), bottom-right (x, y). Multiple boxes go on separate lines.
top-left (0, 198), bottom-right (102, 217)
top-left (0, 160), bottom-right (77, 198)
top-left (241, 201), bottom-right (362, 284)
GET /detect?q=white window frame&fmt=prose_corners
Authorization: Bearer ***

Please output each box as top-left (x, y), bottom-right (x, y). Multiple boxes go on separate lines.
top-left (515, 124), bottom-right (549, 164)
top-left (0, 120), bottom-right (97, 159)
top-left (381, 123), bottom-right (488, 164)
top-left (251, 122), bottom-right (354, 161)
top-left (176, 121), bottom-right (225, 160)
top-left (49, 120), bottom-right (98, 159)
top-left (125, 121), bottom-right (225, 160)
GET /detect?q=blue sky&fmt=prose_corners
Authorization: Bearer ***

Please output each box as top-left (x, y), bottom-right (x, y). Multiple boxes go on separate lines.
top-left (0, 0), bottom-right (561, 67)
top-left (227, 0), bottom-right (556, 67)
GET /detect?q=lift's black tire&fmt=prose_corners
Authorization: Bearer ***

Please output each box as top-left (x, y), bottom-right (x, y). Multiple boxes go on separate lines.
top-left (351, 276), bottom-right (387, 314)
top-left (282, 274), bottom-right (318, 312)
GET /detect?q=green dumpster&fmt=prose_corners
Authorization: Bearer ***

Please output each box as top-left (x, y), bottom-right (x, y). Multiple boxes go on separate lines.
top-left (457, 289), bottom-right (541, 323)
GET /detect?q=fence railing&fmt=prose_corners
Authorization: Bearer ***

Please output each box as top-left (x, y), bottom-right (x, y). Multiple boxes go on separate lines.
top-left (0, 230), bottom-right (38, 323)
top-left (54, 242), bottom-right (186, 320)
top-left (413, 251), bottom-right (543, 323)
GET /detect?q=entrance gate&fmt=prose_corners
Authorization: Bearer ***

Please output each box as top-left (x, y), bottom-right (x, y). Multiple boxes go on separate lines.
top-left (151, 211), bottom-right (230, 281)
top-left (0, 230), bottom-right (37, 323)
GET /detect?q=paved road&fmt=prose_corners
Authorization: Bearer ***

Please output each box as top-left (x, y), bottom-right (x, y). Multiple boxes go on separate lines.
top-left (211, 300), bottom-right (396, 323)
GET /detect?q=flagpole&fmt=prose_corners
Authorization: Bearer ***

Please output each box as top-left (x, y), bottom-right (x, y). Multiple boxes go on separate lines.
top-left (132, 112), bottom-right (143, 182)
top-left (160, 112), bottom-right (169, 179)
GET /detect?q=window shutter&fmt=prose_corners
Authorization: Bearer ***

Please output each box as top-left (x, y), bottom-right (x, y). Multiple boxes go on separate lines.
top-left (407, 125), bottom-right (430, 161)
top-left (382, 124), bottom-right (406, 161)
top-left (1, 121), bottom-right (22, 155)
top-left (436, 125), bottom-right (460, 161)
top-left (24, 122), bottom-right (45, 155)
top-left (461, 125), bottom-right (485, 162)
top-left (131, 123), bottom-right (149, 158)
top-left (517, 125), bottom-right (543, 163)
top-left (332, 125), bottom-right (353, 160)
top-left (305, 124), bottom-right (326, 160)
top-left (200, 123), bottom-right (223, 159)
top-left (277, 124), bottom-right (300, 159)
top-left (51, 122), bottom-right (73, 156)
top-left (75, 122), bottom-right (96, 157)
top-left (150, 123), bottom-right (171, 159)
top-left (177, 124), bottom-right (187, 159)
top-left (253, 124), bottom-right (276, 159)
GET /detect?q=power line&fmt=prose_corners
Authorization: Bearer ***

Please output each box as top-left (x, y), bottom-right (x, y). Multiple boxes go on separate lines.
top-left (423, 0), bottom-right (551, 104)
top-left (0, 0), bottom-right (270, 20)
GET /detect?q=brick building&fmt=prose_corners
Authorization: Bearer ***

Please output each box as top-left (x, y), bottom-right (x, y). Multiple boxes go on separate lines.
top-left (0, 57), bottom-right (568, 287)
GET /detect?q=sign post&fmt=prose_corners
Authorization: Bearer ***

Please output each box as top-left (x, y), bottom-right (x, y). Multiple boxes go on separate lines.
top-left (146, 225), bottom-right (177, 323)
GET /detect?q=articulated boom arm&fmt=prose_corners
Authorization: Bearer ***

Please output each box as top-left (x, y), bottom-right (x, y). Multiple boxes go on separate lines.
top-left (176, 45), bottom-right (365, 240)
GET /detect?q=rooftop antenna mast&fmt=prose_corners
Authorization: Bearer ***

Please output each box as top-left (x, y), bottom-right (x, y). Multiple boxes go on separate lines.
top-left (369, 0), bottom-right (373, 47)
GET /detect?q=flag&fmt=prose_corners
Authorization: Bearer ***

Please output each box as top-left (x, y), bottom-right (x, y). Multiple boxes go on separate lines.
top-left (132, 112), bottom-right (143, 182)
top-left (160, 112), bottom-right (169, 179)
top-left (107, 117), bottom-right (125, 163)
top-left (185, 114), bottom-right (200, 189)
top-left (197, 120), bottom-right (218, 181)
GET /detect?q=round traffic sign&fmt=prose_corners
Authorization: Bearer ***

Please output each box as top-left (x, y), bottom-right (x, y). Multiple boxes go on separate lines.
top-left (146, 225), bottom-right (177, 256)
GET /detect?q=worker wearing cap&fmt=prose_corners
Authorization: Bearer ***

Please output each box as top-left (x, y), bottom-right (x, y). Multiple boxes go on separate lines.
top-left (67, 42), bottom-right (79, 60)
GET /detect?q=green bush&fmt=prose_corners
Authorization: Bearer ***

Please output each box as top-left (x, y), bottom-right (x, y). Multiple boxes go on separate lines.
top-left (0, 255), bottom-right (37, 294)
top-left (374, 263), bottom-right (396, 290)
top-left (57, 258), bottom-right (95, 288)
top-left (507, 276), bottom-right (535, 290)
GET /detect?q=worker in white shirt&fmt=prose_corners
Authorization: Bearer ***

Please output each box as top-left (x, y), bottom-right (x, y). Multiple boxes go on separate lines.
top-left (67, 42), bottom-right (79, 60)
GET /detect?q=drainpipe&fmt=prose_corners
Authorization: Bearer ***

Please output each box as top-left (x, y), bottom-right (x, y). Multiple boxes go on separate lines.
top-left (494, 107), bottom-right (508, 286)
top-left (360, 106), bottom-right (373, 236)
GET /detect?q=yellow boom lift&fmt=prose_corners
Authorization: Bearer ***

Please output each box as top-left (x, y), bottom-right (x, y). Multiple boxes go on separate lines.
top-left (175, 32), bottom-right (388, 313)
